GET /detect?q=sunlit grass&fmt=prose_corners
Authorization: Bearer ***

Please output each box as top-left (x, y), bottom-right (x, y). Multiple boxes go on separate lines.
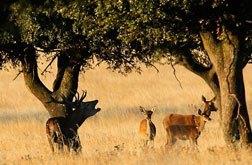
top-left (0, 62), bottom-right (252, 164)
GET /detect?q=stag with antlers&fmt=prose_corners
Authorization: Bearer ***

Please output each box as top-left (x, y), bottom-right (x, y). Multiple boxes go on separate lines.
top-left (46, 90), bottom-right (101, 153)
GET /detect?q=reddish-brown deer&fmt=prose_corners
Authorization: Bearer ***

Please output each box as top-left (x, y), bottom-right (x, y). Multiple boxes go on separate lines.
top-left (46, 91), bottom-right (101, 153)
top-left (163, 96), bottom-right (217, 147)
top-left (139, 106), bottom-right (156, 147)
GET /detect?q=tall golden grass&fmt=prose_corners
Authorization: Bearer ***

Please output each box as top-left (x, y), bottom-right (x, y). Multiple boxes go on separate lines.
top-left (0, 62), bottom-right (252, 164)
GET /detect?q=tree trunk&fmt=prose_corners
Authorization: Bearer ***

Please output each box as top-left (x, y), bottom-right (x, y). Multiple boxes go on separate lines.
top-left (177, 50), bottom-right (221, 111)
top-left (20, 47), bottom-right (99, 153)
top-left (21, 50), bottom-right (82, 117)
top-left (200, 31), bottom-right (252, 147)
top-left (219, 68), bottom-right (252, 146)
top-left (21, 46), bottom-right (66, 117)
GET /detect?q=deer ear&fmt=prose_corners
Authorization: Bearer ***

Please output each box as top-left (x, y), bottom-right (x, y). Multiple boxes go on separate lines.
top-left (202, 95), bottom-right (207, 102)
top-left (198, 109), bottom-right (202, 115)
top-left (211, 96), bottom-right (216, 102)
top-left (139, 106), bottom-right (145, 113)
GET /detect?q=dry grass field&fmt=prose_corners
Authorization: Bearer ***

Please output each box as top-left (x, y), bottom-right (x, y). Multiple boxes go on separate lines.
top-left (1, 61), bottom-right (252, 164)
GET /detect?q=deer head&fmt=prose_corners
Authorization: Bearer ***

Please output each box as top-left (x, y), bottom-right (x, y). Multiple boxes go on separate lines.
top-left (140, 106), bottom-right (155, 119)
top-left (49, 90), bottom-right (101, 128)
top-left (198, 95), bottom-right (217, 120)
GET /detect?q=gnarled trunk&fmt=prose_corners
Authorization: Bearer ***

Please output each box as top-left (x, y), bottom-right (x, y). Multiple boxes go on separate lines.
top-left (177, 50), bottom-right (221, 111)
top-left (20, 47), bottom-right (99, 153)
top-left (21, 50), bottom-right (79, 117)
top-left (218, 66), bottom-right (252, 146)
top-left (200, 30), bottom-right (252, 147)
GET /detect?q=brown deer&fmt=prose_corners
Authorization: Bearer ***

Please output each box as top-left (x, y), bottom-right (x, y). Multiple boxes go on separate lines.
top-left (139, 106), bottom-right (156, 147)
top-left (46, 91), bottom-right (101, 153)
top-left (163, 96), bottom-right (217, 147)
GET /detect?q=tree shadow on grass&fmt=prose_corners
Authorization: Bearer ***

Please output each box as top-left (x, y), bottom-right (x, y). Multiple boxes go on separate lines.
top-left (0, 110), bottom-right (48, 123)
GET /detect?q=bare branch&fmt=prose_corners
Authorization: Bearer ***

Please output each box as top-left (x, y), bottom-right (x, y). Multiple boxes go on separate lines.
top-left (34, 47), bottom-right (61, 53)
top-left (245, 20), bottom-right (252, 23)
top-left (13, 70), bottom-right (23, 81)
top-left (145, 62), bottom-right (159, 73)
top-left (172, 50), bottom-right (212, 77)
top-left (95, 60), bottom-right (104, 67)
top-left (41, 55), bottom-right (58, 75)
top-left (170, 63), bottom-right (183, 89)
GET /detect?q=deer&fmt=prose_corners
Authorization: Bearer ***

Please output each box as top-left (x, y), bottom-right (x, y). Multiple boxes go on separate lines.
top-left (163, 96), bottom-right (217, 147)
top-left (139, 106), bottom-right (156, 148)
top-left (46, 90), bottom-right (101, 153)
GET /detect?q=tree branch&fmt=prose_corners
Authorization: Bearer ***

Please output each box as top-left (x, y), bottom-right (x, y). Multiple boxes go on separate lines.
top-left (52, 51), bottom-right (81, 102)
top-left (173, 49), bottom-right (220, 98)
top-left (58, 64), bottom-right (81, 99)
top-left (13, 70), bottom-right (23, 81)
top-left (52, 53), bottom-right (69, 92)
top-left (21, 46), bottom-right (67, 117)
top-left (173, 50), bottom-right (212, 77)
top-left (41, 55), bottom-right (58, 76)
top-left (21, 46), bottom-right (52, 103)
top-left (170, 62), bottom-right (183, 89)
top-left (200, 32), bottom-right (219, 68)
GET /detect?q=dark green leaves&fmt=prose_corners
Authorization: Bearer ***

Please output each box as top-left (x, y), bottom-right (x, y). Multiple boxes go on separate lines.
top-left (0, 0), bottom-right (251, 71)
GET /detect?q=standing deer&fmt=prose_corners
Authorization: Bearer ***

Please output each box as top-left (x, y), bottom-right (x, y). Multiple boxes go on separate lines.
top-left (139, 106), bottom-right (156, 147)
top-left (163, 96), bottom-right (217, 147)
top-left (46, 91), bottom-right (101, 153)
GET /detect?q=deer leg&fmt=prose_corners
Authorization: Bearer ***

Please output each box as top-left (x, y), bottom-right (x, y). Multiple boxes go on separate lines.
top-left (74, 136), bottom-right (82, 153)
top-left (47, 135), bottom-right (55, 153)
top-left (55, 131), bottom-right (64, 152)
top-left (140, 139), bottom-right (146, 148)
top-left (66, 129), bottom-right (82, 153)
top-left (194, 138), bottom-right (199, 151)
top-left (194, 139), bottom-right (198, 146)
top-left (165, 135), bottom-right (175, 150)
top-left (189, 138), bottom-right (199, 151)
top-left (171, 137), bottom-right (176, 146)
top-left (145, 140), bottom-right (149, 147)
top-left (165, 132), bottom-right (169, 146)
top-left (150, 139), bottom-right (154, 148)
top-left (66, 139), bottom-right (71, 153)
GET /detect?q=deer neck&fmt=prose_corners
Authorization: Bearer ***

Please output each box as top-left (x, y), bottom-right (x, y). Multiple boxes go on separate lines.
top-left (197, 116), bottom-right (206, 132)
top-left (146, 117), bottom-right (152, 121)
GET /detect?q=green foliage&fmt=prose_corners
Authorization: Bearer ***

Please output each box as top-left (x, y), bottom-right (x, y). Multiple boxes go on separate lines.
top-left (0, 0), bottom-right (251, 71)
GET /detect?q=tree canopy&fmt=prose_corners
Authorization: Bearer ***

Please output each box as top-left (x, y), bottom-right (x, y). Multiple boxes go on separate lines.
top-left (1, 0), bottom-right (252, 71)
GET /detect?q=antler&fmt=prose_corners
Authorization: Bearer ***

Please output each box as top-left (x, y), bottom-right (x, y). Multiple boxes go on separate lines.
top-left (74, 90), bottom-right (87, 104)
top-left (79, 90), bottom-right (87, 102)
top-left (47, 90), bottom-right (87, 108)
top-left (74, 91), bottom-right (80, 101)
top-left (47, 94), bottom-right (75, 107)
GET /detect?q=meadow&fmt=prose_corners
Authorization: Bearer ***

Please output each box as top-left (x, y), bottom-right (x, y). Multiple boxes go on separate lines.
top-left (1, 61), bottom-right (252, 164)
